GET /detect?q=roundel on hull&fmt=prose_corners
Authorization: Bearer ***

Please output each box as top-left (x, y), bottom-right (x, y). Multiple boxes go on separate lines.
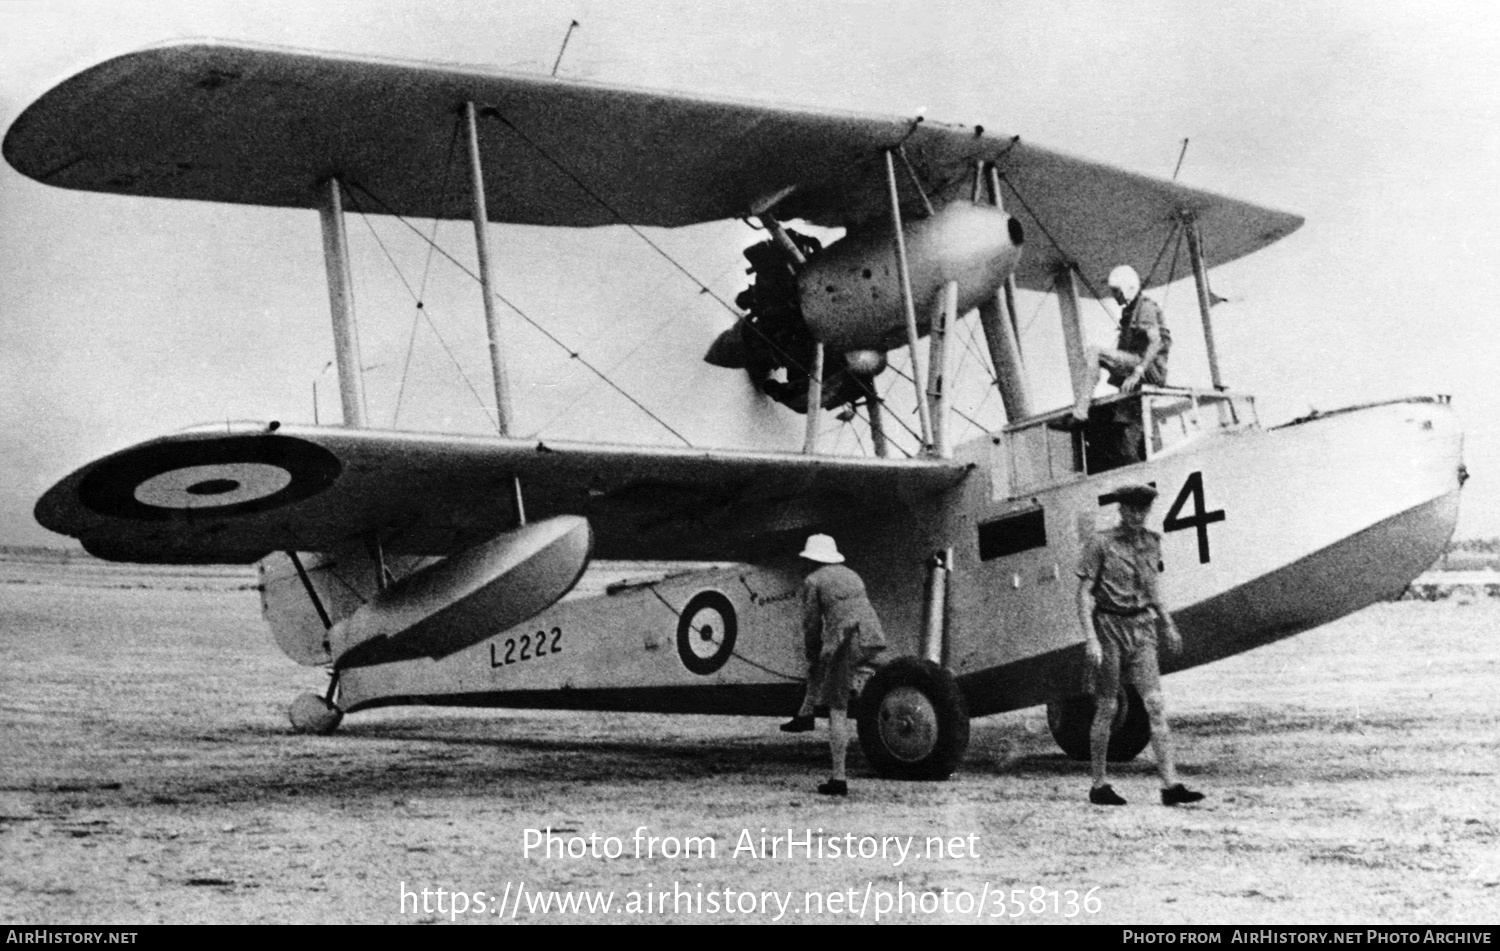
top-left (77, 435), bottom-right (342, 520)
top-left (676, 590), bottom-right (737, 675)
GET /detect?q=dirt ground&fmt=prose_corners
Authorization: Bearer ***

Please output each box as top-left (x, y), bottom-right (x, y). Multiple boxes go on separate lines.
top-left (1, 552), bottom-right (1497, 925)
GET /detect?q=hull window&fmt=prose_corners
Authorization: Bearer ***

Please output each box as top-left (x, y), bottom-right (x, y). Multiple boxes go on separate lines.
top-left (978, 508), bottom-right (1047, 560)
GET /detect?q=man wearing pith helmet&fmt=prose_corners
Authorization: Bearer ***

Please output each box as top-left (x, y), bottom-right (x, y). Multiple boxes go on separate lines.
top-left (1061, 264), bottom-right (1172, 428)
top-left (1075, 482), bottom-right (1204, 807)
top-left (780, 533), bottom-right (887, 797)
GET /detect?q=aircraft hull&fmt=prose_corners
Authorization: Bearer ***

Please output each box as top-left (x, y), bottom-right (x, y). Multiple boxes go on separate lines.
top-left (955, 486), bottom-right (1460, 717)
top-left (337, 397), bottom-right (1461, 719)
top-left (949, 396), bottom-right (1463, 714)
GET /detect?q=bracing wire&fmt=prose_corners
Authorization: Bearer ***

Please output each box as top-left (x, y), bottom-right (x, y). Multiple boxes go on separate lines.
top-left (1021, 271), bottom-right (1058, 336)
top-left (995, 170), bottom-right (1104, 301)
top-left (954, 312), bottom-right (997, 388)
top-left (887, 363), bottom-right (988, 435)
top-left (528, 255), bottom-right (747, 435)
top-left (849, 416), bottom-right (868, 456)
top-left (956, 317), bottom-right (1000, 436)
top-left (344, 178), bottom-right (693, 447)
top-left (835, 369), bottom-right (913, 459)
top-left (395, 121), bottom-right (464, 427)
top-left (1144, 218), bottom-right (1184, 288)
top-left (488, 110), bottom-right (821, 383)
top-left (1163, 225), bottom-right (1185, 311)
top-left (344, 187), bottom-right (500, 431)
top-left (869, 355), bottom-right (926, 450)
top-left (848, 404), bottom-right (914, 459)
top-left (490, 112), bottom-right (745, 321)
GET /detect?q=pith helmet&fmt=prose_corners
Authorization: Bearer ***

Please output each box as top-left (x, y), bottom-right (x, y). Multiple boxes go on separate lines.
top-left (1115, 482), bottom-right (1159, 508)
top-left (1107, 264), bottom-right (1141, 300)
top-left (799, 534), bottom-right (845, 564)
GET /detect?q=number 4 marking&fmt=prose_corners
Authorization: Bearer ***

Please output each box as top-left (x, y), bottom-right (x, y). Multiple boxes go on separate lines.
top-left (1163, 471), bottom-right (1225, 564)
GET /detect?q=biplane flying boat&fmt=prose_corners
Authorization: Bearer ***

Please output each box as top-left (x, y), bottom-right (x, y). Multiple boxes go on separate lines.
top-left (4, 40), bottom-right (1465, 778)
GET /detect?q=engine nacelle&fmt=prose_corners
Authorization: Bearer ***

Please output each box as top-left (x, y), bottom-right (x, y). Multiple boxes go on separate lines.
top-left (798, 202), bottom-right (1023, 352)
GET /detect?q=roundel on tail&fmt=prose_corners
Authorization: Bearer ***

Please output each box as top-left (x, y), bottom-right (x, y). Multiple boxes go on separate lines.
top-left (77, 435), bottom-right (342, 520)
top-left (676, 590), bottom-right (737, 675)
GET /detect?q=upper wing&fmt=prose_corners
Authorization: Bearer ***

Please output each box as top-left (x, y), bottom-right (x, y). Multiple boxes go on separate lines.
top-left (4, 40), bottom-right (1301, 295)
top-left (36, 422), bottom-right (973, 564)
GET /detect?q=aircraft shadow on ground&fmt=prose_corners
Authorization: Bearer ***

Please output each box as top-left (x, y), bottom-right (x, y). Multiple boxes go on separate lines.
top-left (33, 704), bottom-right (1448, 808)
top-left (94, 717), bottom-right (839, 806)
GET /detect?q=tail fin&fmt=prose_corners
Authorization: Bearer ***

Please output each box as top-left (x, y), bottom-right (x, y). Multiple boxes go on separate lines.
top-left (259, 545), bottom-right (430, 666)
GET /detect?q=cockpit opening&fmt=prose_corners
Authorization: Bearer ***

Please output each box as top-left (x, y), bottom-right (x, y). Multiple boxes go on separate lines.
top-left (991, 388), bottom-right (1258, 499)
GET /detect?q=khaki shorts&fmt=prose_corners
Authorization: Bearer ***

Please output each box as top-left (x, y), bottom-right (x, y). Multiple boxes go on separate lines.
top-left (808, 626), bottom-right (882, 710)
top-left (1091, 610), bottom-right (1162, 700)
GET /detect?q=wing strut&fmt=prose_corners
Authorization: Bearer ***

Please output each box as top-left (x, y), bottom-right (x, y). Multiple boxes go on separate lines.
top-left (464, 102), bottom-right (516, 436)
top-left (464, 102), bottom-right (527, 522)
top-left (317, 178), bottom-right (370, 428)
top-left (1184, 217), bottom-right (1225, 390)
top-left (978, 163), bottom-right (1033, 422)
top-left (1055, 263), bottom-right (1092, 419)
top-left (883, 150), bottom-right (936, 454)
top-left (754, 211), bottom-right (825, 454)
top-left (927, 279), bottom-right (957, 458)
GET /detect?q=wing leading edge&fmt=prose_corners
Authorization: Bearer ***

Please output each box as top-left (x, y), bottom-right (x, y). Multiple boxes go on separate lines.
top-left (36, 423), bottom-right (973, 565)
top-left (4, 40), bottom-right (1302, 296)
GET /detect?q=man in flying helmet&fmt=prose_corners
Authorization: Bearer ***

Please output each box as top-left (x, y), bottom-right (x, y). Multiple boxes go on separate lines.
top-left (1062, 264), bottom-right (1171, 428)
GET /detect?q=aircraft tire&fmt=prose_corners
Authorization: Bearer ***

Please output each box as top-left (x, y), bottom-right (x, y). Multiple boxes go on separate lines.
top-left (288, 692), bottom-right (343, 735)
top-left (856, 657), bottom-right (969, 780)
top-left (1045, 688), bottom-right (1151, 762)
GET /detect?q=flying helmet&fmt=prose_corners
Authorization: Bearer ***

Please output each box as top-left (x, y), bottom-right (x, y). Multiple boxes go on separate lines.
top-left (1107, 265), bottom-right (1141, 302)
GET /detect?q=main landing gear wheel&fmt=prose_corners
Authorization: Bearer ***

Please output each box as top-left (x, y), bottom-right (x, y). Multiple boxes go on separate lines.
top-left (288, 692), bottom-right (343, 735)
top-left (1045, 687), bottom-right (1151, 762)
top-left (856, 657), bottom-right (969, 780)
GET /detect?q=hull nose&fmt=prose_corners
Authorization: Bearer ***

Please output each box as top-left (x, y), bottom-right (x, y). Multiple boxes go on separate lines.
top-left (1173, 397), bottom-right (1463, 670)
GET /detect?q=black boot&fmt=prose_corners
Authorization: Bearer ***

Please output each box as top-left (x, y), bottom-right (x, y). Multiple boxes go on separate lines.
top-left (1161, 783), bottom-right (1205, 806)
top-left (1089, 783), bottom-right (1127, 806)
top-left (779, 715), bottom-right (815, 733)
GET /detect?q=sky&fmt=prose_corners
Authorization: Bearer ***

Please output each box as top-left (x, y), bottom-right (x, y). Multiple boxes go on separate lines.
top-left (1, 0), bottom-right (1497, 546)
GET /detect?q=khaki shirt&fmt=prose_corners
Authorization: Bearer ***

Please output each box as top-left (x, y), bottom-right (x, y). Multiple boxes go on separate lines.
top-left (802, 564), bottom-right (887, 663)
top-left (1076, 526), bottom-right (1164, 614)
top-left (1116, 296), bottom-right (1171, 358)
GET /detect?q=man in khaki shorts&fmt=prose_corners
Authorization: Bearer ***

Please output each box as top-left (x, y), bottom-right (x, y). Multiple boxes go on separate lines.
top-left (779, 534), bottom-right (886, 797)
top-left (1075, 483), bottom-right (1204, 807)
